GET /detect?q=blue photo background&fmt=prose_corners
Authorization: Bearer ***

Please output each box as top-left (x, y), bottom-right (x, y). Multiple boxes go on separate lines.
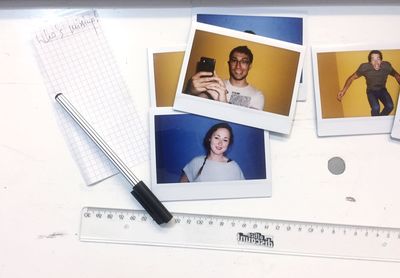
top-left (196, 14), bottom-right (303, 45)
top-left (155, 114), bottom-right (267, 183)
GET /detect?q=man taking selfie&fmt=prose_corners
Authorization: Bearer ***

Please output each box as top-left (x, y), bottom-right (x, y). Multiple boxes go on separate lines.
top-left (185, 45), bottom-right (265, 111)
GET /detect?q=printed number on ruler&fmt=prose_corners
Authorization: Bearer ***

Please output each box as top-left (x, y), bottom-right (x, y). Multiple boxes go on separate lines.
top-left (80, 207), bottom-right (400, 262)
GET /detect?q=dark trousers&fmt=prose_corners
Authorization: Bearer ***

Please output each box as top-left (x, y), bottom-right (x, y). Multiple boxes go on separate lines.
top-left (366, 88), bottom-right (394, 116)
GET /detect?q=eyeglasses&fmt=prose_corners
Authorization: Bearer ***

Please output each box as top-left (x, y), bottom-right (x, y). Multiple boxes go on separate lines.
top-left (229, 58), bottom-right (250, 66)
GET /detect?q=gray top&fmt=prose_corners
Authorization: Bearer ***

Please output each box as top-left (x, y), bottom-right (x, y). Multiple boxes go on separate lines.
top-left (356, 61), bottom-right (396, 91)
top-left (183, 155), bottom-right (245, 182)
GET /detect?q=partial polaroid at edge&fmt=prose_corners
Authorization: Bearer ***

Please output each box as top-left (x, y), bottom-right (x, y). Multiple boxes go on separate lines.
top-left (391, 97), bottom-right (400, 139)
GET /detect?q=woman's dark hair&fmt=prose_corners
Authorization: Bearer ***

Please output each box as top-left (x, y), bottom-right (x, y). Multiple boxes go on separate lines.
top-left (194, 123), bottom-right (234, 181)
top-left (368, 50), bottom-right (383, 62)
top-left (202, 122), bottom-right (234, 153)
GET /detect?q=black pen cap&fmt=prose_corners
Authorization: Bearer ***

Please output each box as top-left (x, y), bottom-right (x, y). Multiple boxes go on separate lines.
top-left (131, 181), bottom-right (173, 225)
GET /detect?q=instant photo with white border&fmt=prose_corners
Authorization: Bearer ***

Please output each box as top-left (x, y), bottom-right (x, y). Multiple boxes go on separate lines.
top-left (192, 7), bottom-right (308, 101)
top-left (391, 99), bottom-right (400, 139)
top-left (147, 45), bottom-right (186, 108)
top-left (149, 108), bottom-right (272, 201)
top-left (312, 44), bottom-right (400, 137)
top-left (173, 22), bottom-right (305, 135)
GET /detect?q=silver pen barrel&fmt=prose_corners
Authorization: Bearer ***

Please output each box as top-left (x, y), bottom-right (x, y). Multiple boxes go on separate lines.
top-left (55, 93), bottom-right (140, 185)
top-left (55, 93), bottom-right (172, 225)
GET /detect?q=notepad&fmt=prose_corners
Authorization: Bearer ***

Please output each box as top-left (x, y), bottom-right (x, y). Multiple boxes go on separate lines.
top-left (33, 10), bottom-right (149, 185)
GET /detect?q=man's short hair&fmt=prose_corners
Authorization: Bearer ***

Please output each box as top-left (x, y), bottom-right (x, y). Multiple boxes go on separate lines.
top-left (229, 46), bottom-right (253, 64)
top-left (368, 50), bottom-right (383, 62)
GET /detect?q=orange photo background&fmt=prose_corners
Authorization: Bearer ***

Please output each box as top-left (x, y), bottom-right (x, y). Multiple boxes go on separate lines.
top-left (153, 51), bottom-right (185, 107)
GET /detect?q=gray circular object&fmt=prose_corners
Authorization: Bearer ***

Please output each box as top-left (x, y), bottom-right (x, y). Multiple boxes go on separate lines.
top-left (328, 157), bottom-right (346, 175)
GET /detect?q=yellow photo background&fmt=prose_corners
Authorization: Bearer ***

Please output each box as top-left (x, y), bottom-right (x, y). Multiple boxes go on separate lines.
top-left (183, 30), bottom-right (301, 115)
top-left (317, 50), bottom-right (400, 118)
top-left (153, 51), bottom-right (185, 107)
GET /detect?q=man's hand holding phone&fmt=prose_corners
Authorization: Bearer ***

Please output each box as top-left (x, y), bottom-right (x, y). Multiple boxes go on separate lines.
top-left (188, 71), bottom-right (227, 102)
top-left (186, 56), bottom-right (228, 103)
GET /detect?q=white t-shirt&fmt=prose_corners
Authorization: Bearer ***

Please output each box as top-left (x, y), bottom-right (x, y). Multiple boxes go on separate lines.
top-left (224, 80), bottom-right (265, 110)
top-left (183, 155), bottom-right (245, 182)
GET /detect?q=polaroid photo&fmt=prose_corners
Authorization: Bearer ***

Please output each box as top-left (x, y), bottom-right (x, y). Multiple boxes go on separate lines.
top-left (192, 7), bottom-right (308, 101)
top-left (147, 45), bottom-right (186, 108)
top-left (149, 109), bottom-right (272, 201)
top-left (173, 22), bottom-right (305, 135)
top-left (391, 99), bottom-right (400, 139)
top-left (312, 44), bottom-right (400, 137)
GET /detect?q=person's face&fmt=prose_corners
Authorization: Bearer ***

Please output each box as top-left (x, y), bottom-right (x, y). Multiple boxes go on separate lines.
top-left (228, 51), bottom-right (251, 81)
top-left (370, 53), bottom-right (382, 70)
top-left (209, 128), bottom-right (231, 156)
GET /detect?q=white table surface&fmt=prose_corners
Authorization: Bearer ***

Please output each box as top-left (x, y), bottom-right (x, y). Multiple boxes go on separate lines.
top-left (1, 5), bottom-right (400, 277)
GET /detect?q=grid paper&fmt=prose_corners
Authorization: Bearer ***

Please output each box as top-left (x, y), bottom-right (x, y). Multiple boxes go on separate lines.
top-left (33, 10), bottom-right (148, 185)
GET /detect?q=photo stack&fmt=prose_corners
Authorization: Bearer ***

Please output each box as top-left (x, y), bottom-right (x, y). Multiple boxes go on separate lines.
top-left (147, 9), bottom-right (306, 201)
top-left (148, 8), bottom-right (400, 202)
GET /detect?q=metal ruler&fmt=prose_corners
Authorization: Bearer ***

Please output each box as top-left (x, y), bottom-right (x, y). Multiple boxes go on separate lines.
top-left (80, 207), bottom-right (400, 262)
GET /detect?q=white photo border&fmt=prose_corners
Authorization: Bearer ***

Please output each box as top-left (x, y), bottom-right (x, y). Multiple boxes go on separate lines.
top-left (149, 108), bottom-right (272, 201)
top-left (173, 22), bottom-right (305, 135)
top-left (312, 44), bottom-right (400, 137)
top-left (192, 7), bottom-right (309, 101)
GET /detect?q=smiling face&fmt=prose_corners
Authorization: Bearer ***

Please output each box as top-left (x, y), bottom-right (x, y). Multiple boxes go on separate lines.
top-left (228, 51), bottom-right (251, 81)
top-left (209, 127), bottom-right (231, 156)
top-left (370, 53), bottom-right (382, 71)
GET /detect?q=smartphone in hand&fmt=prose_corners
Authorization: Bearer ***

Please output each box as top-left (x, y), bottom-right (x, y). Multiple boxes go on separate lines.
top-left (197, 57), bottom-right (215, 75)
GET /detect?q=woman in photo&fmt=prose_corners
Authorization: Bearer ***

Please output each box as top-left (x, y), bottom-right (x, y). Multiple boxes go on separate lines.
top-left (180, 122), bottom-right (245, 182)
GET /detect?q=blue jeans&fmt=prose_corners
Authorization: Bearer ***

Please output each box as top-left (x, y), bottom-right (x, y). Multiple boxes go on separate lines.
top-left (366, 88), bottom-right (394, 116)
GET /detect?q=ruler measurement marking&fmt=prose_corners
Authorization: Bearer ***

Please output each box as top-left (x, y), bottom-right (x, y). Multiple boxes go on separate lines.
top-left (82, 208), bottom-right (400, 236)
top-left (82, 208), bottom-right (400, 235)
top-left (80, 207), bottom-right (400, 262)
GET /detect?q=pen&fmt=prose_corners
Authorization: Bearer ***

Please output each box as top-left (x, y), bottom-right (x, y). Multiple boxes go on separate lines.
top-left (55, 93), bottom-right (173, 225)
